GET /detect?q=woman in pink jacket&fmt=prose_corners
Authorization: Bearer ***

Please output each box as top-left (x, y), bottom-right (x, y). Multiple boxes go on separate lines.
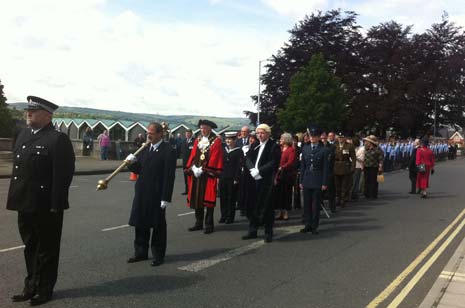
top-left (416, 138), bottom-right (435, 198)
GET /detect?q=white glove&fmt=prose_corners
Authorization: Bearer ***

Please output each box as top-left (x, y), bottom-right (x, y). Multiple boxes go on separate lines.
top-left (125, 153), bottom-right (137, 163)
top-left (160, 201), bottom-right (169, 209)
top-left (195, 166), bottom-right (203, 178)
top-left (250, 168), bottom-right (261, 180)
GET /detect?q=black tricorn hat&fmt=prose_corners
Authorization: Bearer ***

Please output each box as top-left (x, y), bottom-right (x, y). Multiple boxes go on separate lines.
top-left (24, 96), bottom-right (58, 113)
top-left (198, 119), bottom-right (217, 129)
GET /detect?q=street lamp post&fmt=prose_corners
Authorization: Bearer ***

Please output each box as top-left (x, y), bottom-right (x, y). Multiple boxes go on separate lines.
top-left (257, 58), bottom-right (272, 126)
top-left (433, 100), bottom-right (437, 137)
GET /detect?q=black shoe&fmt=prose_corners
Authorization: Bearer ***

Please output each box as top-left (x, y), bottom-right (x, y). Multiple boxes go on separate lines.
top-left (311, 229), bottom-right (319, 235)
top-left (264, 234), bottom-right (273, 243)
top-left (181, 192), bottom-right (188, 195)
top-left (218, 218), bottom-right (226, 224)
top-left (12, 292), bottom-right (35, 302)
top-left (204, 228), bottom-right (214, 234)
top-left (30, 293), bottom-right (52, 306)
top-left (127, 256), bottom-right (148, 263)
top-left (300, 226), bottom-right (312, 233)
top-left (225, 219), bottom-right (234, 224)
top-left (151, 259), bottom-right (164, 267)
top-left (188, 225), bottom-right (203, 231)
top-left (242, 232), bottom-right (257, 240)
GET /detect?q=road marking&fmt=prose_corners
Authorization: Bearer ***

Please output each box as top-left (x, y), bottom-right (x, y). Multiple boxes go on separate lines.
top-left (102, 224), bottom-right (129, 232)
top-left (366, 208), bottom-right (465, 308)
top-left (386, 214), bottom-right (465, 307)
top-left (178, 225), bottom-right (301, 272)
top-left (0, 245), bottom-right (25, 253)
top-left (177, 211), bottom-right (195, 217)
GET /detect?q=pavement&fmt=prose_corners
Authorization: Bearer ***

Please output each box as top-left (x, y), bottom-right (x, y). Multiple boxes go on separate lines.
top-left (0, 156), bottom-right (184, 179)
top-left (0, 157), bottom-right (465, 307)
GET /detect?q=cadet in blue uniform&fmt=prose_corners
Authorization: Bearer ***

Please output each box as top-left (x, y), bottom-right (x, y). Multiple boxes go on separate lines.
top-left (7, 96), bottom-right (75, 306)
top-left (300, 127), bottom-right (328, 234)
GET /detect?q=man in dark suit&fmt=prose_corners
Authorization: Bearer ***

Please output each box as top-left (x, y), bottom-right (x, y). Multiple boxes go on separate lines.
top-left (7, 96), bottom-right (75, 306)
top-left (180, 128), bottom-right (194, 195)
top-left (235, 126), bottom-right (250, 148)
top-left (300, 127), bottom-right (328, 234)
top-left (125, 122), bottom-right (177, 267)
top-left (242, 124), bottom-right (281, 243)
top-left (408, 139), bottom-right (420, 194)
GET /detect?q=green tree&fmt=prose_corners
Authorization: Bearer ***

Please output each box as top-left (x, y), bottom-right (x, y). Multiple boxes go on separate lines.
top-left (0, 79), bottom-right (15, 137)
top-left (277, 54), bottom-right (348, 133)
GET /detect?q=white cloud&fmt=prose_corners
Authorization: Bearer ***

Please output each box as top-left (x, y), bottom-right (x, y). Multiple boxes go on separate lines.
top-left (0, 0), bottom-right (286, 117)
top-left (261, 0), bottom-right (329, 19)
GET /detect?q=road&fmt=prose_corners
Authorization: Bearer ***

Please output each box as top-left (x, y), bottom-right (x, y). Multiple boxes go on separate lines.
top-left (1, 159), bottom-right (464, 308)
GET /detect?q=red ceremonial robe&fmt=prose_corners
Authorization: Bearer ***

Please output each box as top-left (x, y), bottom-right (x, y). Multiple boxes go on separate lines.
top-left (185, 135), bottom-right (223, 208)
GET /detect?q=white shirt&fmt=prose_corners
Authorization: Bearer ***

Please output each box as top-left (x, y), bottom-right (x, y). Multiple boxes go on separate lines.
top-left (150, 139), bottom-right (163, 152)
top-left (255, 139), bottom-right (268, 169)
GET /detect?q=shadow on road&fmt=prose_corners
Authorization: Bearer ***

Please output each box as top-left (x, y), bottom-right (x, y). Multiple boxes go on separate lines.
top-left (54, 274), bottom-right (203, 299)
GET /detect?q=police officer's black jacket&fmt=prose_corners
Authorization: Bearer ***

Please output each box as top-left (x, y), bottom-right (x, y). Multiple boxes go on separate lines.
top-left (7, 122), bottom-right (75, 212)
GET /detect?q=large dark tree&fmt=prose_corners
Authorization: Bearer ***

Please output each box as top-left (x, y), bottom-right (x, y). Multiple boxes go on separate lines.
top-left (245, 10), bottom-right (364, 129)
top-left (277, 53), bottom-right (348, 132)
top-left (0, 80), bottom-right (15, 137)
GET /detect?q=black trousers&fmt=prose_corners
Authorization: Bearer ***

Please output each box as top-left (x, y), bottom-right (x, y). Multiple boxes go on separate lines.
top-left (134, 213), bottom-right (167, 260)
top-left (219, 178), bottom-right (237, 221)
top-left (409, 172), bottom-right (417, 193)
top-left (247, 182), bottom-right (274, 235)
top-left (18, 211), bottom-right (64, 295)
top-left (194, 207), bottom-right (214, 230)
top-left (364, 167), bottom-right (379, 198)
top-left (303, 188), bottom-right (322, 230)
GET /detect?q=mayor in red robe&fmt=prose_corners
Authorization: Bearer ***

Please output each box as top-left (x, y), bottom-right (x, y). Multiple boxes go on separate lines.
top-left (416, 138), bottom-right (435, 198)
top-left (184, 119), bottom-right (223, 234)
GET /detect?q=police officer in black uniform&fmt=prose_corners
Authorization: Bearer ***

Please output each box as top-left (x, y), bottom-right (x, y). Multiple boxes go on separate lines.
top-left (300, 127), bottom-right (328, 234)
top-left (7, 96), bottom-right (75, 306)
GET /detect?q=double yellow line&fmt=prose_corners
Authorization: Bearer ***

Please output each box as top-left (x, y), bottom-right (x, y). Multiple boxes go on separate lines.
top-left (367, 208), bottom-right (465, 308)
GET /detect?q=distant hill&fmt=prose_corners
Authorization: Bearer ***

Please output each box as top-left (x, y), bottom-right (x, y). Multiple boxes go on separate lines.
top-left (8, 103), bottom-right (251, 129)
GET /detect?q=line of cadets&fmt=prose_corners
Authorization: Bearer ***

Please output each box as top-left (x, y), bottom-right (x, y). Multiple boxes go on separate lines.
top-left (180, 121), bottom-right (457, 242)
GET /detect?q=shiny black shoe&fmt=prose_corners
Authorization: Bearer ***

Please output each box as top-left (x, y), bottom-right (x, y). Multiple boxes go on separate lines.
top-left (188, 225), bottom-right (203, 231)
top-left (264, 234), bottom-right (273, 243)
top-left (204, 228), bottom-right (214, 234)
top-left (29, 293), bottom-right (53, 306)
top-left (242, 232), bottom-right (257, 240)
top-left (127, 256), bottom-right (148, 263)
top-left (151, 259), bottom-right (164, 267)
top-left (11, 291), bottom-right (35, 302)
top-left (300, 226), bottom-right (312, 233)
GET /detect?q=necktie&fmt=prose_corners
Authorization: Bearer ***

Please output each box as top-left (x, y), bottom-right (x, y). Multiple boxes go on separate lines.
top-left (150, 145), bottom-right (155, 152)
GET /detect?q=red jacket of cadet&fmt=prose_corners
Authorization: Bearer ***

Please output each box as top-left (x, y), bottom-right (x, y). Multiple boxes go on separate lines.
top-left (185, 134), bottom-right (223, 208)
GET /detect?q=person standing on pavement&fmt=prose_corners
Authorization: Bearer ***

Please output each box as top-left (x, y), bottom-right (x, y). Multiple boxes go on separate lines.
top-left (180, 128), bottom-right (194, 195)
top-left (242, 124), bottom-right (281, 243)
top-left (7, 96), bottom-right (75, 306)
top-left (299, 127), bottom-right (328, 235)
top-left (125, 122), bottom-right (177, 267)
top-left (416, 137), bottom-right (435, 198)
top-left (273, 133), bottom-right (297, 221)
top-left (185, 120), bottom-right (223, 234)
top-left (82, 127), bottom-right (93, 156)
top-left (322, 131), bottom-right (337, 212)
top-left (408, 139), bottom-right (420, 194)
top-left (219, 132), bottom-right (242, 224)
top-left (363, 135), bottom-right (384, 199)
top-left (97, 129), bottom-right (110, 160)
top-left (351, 137), bottom-right (365, 201)
top-left (333, 132), bottom-right (356, 208)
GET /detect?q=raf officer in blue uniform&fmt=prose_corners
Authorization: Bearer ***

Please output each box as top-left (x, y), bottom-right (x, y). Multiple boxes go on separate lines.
top-left (7, 96), bottom-right (75, 306)
top-left (300, 127), bottom-right (328, 235)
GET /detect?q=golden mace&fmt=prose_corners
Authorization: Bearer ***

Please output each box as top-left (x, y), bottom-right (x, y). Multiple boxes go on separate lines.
top-left (96, 142), bottom-right (149, 191)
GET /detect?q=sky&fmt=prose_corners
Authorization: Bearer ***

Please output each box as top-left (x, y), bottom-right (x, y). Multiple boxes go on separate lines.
top-left (0, 0), bottom-right (464, 118)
